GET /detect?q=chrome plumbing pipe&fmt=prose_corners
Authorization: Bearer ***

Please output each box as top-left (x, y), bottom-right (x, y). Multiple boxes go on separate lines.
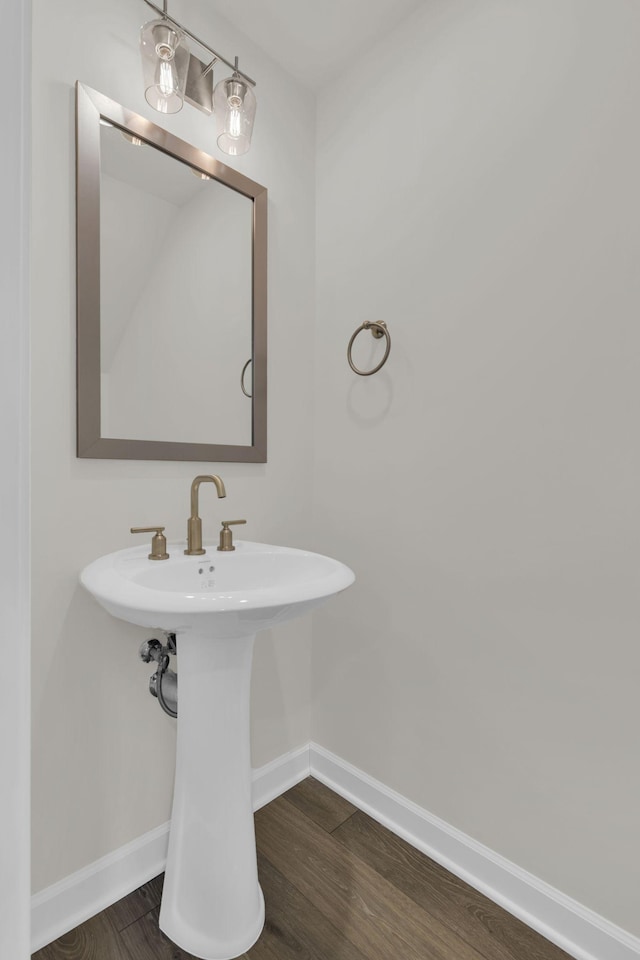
top-left (140, 636), bottom-right (178, 718)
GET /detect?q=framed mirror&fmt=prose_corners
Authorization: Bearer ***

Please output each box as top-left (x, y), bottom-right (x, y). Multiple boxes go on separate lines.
top-left (76, 83), bottom-right (267, 462)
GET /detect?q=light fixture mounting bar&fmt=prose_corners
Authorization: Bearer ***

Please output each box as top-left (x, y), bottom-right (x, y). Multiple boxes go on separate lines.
top-left (142, 0), bottom-right (256, 86)
top-left (201, 57), bottom-right (217, 80)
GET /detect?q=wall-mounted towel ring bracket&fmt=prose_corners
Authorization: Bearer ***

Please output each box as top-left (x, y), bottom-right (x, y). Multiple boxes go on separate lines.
top-left (347, 321), bottom-right (391, 376)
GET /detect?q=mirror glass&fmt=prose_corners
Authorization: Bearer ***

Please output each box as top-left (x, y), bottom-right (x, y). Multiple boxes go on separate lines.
top-left (76, 84), bottom-right (267, 462)
top-left (100, 124), bottom-right (253, 445)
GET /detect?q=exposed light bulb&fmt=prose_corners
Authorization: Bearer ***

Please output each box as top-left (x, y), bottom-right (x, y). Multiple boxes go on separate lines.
top-left (227, 104), bottom-right (243, 140)
top-left (157, 58), bottom-right (178, 98)
top-left (226, 86), bottom-right (245, 139)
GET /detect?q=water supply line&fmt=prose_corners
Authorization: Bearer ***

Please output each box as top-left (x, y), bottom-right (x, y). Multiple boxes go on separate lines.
top-left (139, 634), bottom-right (178, 717)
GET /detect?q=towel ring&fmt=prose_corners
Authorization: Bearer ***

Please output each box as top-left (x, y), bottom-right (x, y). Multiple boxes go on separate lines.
top-left (240, 358), bottom-right (252, 398)
top-left (347, 321), bottom-right (391, 376)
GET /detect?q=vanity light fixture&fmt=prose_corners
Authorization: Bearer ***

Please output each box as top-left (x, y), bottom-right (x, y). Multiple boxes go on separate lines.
top-left (213, 64), bottom-right (257, 156)
top-left (139, 0), bottom-right (257, 155)
top-left (140, 16), bottom-right (190, 113)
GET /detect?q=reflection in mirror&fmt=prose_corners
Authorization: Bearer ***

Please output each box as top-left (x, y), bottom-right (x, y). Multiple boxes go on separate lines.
top-left (100, 123), bottom-right (252, 446)
top-left (76, 83), bottom-right (267, 462)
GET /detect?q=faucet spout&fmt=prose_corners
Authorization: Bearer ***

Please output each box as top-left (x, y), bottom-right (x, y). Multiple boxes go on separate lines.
top-left (190, 474), bottom-right (226, 515)
top-left (185, 475), bottom-right (227, 555)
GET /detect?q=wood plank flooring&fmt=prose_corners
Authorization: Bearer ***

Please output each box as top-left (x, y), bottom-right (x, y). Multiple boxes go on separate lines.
top-left (33, 777), bottom-right (573, 960)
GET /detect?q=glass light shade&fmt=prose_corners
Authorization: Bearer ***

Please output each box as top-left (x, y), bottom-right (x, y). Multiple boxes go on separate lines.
top-left (213, 74), bottom-right (257, 156)
top-left (140, 18), bottom-right (190, 114)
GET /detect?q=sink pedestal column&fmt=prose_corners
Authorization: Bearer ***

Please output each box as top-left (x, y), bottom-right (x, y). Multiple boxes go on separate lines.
top-left (159, 632), bottom-right (264, 960)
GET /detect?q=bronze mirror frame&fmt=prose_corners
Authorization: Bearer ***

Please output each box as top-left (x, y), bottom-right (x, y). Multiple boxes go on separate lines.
top-left (75, 82), bottom-right (267, 462)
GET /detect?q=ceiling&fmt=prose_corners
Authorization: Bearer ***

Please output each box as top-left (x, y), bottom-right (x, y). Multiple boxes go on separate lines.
top-left (208, 0), bottom-right (425, 91)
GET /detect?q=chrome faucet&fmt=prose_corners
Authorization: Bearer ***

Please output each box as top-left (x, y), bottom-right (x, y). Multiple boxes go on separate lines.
top-left (184, 475), bottom-right (227, 555)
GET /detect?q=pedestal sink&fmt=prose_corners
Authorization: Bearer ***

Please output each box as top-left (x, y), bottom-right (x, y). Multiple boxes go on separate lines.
top-left (80, 540), bottom-right (354, 960)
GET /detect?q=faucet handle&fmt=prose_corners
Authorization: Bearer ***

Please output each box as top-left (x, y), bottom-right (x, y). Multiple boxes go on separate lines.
top-left (217, 520), bottom-right (246, 552)
top-left (131, 526), bottom-right (170, 561)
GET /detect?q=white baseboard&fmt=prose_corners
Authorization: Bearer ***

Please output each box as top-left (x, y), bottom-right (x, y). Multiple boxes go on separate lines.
top-left (30, 744), bottom-right (311, 953)
top-left (308, 742), bottom-right (640, 960)
top-left (253, 742), bottom-right (310, 811)
top-left (30, 821), bottom-right (171, 954)
top-left (32, 741), bottom-right (640, 960)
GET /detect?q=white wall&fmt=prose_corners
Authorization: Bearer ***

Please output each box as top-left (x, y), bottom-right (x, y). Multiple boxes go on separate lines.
top-left (313, 0), bottom-right (640, 938)
top-left (31, 0), bottom-right (316, 893)
top-left (1, 2), bottom-right (30, 956)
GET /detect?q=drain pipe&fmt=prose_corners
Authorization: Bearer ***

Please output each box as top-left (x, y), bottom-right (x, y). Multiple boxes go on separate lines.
top-left (139, 634), bottom-right (178, 717)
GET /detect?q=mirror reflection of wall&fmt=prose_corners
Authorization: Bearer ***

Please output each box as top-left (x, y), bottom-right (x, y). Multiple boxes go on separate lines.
top-left (99, 122), bottom-right (253, 447)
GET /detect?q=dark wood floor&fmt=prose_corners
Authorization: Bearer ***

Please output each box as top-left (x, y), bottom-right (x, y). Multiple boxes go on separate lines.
top-left (33, 777), bottom-right (573, 960)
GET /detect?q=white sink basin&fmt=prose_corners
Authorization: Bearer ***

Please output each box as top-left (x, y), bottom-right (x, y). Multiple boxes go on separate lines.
top-left (80, 539), bottom-right (354, 960)
top-left (81, 539), bottom-right (355, 637)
